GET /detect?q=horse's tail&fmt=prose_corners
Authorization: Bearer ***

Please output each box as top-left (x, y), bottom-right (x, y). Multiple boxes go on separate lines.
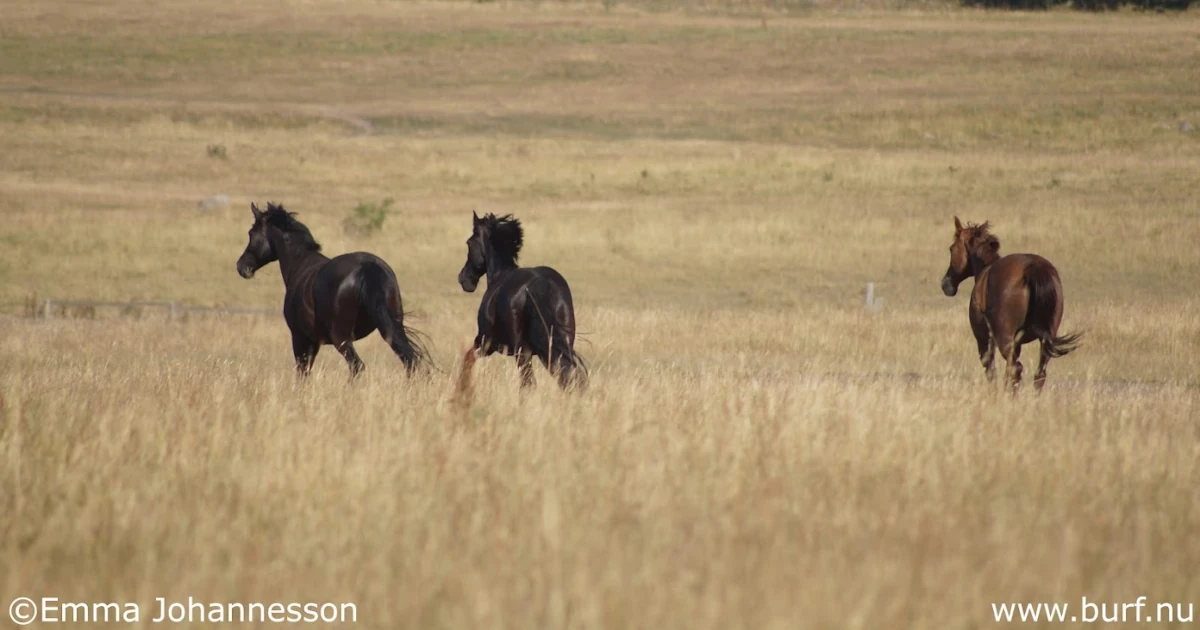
top-left (359, 261), bottom-right (428, 373)
top-left (453, 344), bottom-right (477, 411)
top-left (526, 292), bottom-right (588, 391)
top-left (1025, 263), bottom-right (1083, 359)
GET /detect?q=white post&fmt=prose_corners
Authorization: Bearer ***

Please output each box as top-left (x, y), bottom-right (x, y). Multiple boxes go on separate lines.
top-left (42, 299), bottom-right (51, 320)
top-left (865, 283), bottom-right (875, 308)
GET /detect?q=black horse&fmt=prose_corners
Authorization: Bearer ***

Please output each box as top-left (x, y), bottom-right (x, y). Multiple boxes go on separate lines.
top-left (237, 202), bottom-right (426, 377)
top-left (458, 212), bottom-right (586, 390)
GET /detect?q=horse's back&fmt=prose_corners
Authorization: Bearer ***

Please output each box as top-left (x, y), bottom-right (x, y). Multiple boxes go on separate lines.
top-left (987, 254), bottom-right (1058, 291)
top-left (319, 252), bottom-right (394, 281)
top-left (491, 267), bottom-right (571, 302)
top-left (527, 266), bottom-right (573, 301)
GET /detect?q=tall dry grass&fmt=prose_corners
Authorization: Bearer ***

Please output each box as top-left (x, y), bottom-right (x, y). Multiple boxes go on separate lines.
top-left (1, 0), bottom-right (1199, 627)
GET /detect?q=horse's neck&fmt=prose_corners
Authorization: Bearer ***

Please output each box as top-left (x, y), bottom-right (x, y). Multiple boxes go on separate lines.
top-left (969, 250), bottom-right (999, 277)
top-left (485, 254), bottom-right (518, 284)
top-left (271, 232), bottom-right (327, 287)
top-left (280, 253), bottom-right (327, 289)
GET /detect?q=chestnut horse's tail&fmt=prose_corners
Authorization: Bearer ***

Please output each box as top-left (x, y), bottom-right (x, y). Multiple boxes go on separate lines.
top-left (1025, 263), bottom-right (1083, 359)
top-left (359, 261), bottom-right (428, 373)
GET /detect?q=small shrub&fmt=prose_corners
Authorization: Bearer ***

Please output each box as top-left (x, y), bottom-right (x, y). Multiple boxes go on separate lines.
top-left (206, 144), bottom-right (228, 160)
top-left (343, 198), bottom-right (396, 237)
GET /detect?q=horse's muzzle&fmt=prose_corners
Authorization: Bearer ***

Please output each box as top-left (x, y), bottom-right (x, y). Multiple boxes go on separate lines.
top-left (237, 262), bottom-right (255, 279)
top-left (458, 270), bottom-right (479, 293)
top-left (941, 276), bottom-right (957, 297)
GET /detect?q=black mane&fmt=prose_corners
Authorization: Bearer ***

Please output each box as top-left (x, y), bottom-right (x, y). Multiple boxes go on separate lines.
top-left (262, 202), bottom-right (321, 252)
top-left (482, 213), bottom-right (523, 265)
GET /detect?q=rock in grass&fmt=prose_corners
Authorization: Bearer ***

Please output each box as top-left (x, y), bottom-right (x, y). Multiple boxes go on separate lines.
top-left (197, 194), bottom-right (231, 210)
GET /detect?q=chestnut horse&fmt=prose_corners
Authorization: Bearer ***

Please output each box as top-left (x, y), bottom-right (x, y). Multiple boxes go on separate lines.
top-left (457, 212), bottom-right (586, 390)
top-left (941, 217), bottom-right (1081, 391)
top-left (236, 202), bottom-right (427, 377)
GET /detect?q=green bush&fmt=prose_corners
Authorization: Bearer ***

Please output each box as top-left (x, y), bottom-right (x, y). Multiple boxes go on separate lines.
top-left (343, 198), bottom-right (396, 237)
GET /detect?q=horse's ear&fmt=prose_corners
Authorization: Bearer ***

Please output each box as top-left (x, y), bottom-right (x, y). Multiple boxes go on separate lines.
top-left (472, 210), bottom-right (480, 224)
top-left (251, 203), bottom-right (263, 220)
top-left (953, 216), bottom-right (963, 232)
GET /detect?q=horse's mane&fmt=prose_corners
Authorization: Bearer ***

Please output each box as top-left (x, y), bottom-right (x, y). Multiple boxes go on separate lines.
top-left (262, 202), bottom-right (321, 252)
top-left (964, 220), bottom-right (1000, 255)
top-left (481, 213), bottom-right (523, 265)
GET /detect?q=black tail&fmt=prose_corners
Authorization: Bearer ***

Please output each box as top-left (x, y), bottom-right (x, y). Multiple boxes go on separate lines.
top-left (1026, 265), bottom-right (1083, 359)
top-left (552, 326), bottom-right (589, 391)
top-left (525, 296), bottom-right (588, 391)
top-left (359, 261), bottom-right (428, 374)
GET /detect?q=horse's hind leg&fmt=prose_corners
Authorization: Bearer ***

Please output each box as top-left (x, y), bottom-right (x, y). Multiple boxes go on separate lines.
top-left (552, 355), bottom-right (577, 391)
top-left (335, 339), bottom-right (365, 378)
top-left (994, 331), bottom-right (1023, 394)
top-left (516, 348), bottom-right (536, 389)
top-left (1034, 341), bottom-right (1052, 392)
top-left (999, 339), bottom-right (1024, 394)
top-left (1010, 343), bottom-right (1024, 391)
top-left (547, 341), bottom-right (580, 391)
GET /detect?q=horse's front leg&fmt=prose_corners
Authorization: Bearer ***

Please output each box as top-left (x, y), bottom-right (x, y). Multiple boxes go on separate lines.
top-left (970, 309), bottom-right (995, 381)
top-left (291, 333), bottom-right (320, 376)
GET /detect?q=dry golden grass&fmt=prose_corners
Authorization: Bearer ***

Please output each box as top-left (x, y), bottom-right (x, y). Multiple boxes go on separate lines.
top-left (2, 0), bottom-right (1199, 628)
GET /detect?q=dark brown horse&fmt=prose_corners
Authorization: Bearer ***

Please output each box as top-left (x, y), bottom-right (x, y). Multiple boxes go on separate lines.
top-left (941, 217), bottom-right (1082, 392)
top-left (236, 202), bottom-right (426, 377)
top-left (457, 212), bottom-right (586, 390)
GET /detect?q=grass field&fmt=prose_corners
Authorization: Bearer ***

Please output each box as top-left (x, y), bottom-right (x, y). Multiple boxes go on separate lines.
top-left (2, 1), bottom-right (1199, 627)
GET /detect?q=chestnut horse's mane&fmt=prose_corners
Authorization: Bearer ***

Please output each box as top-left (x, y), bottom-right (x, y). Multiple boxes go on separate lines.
top-left (962, 220), bottom-right (1000, 256)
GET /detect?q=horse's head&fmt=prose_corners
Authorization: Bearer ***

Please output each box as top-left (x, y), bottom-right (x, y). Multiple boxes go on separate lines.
top-left (459, 211), bottom-right (523, 292)
top-left (458, 211), bottom-right (488, 292)
top-left (941, 216), bottom-right (999, 296)
top-left (237, 203), bottom-right (277, 279)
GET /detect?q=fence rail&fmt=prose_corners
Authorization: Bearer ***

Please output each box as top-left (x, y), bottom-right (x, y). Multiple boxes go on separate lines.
top-left (27, 299), bottom-right (275, 320)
